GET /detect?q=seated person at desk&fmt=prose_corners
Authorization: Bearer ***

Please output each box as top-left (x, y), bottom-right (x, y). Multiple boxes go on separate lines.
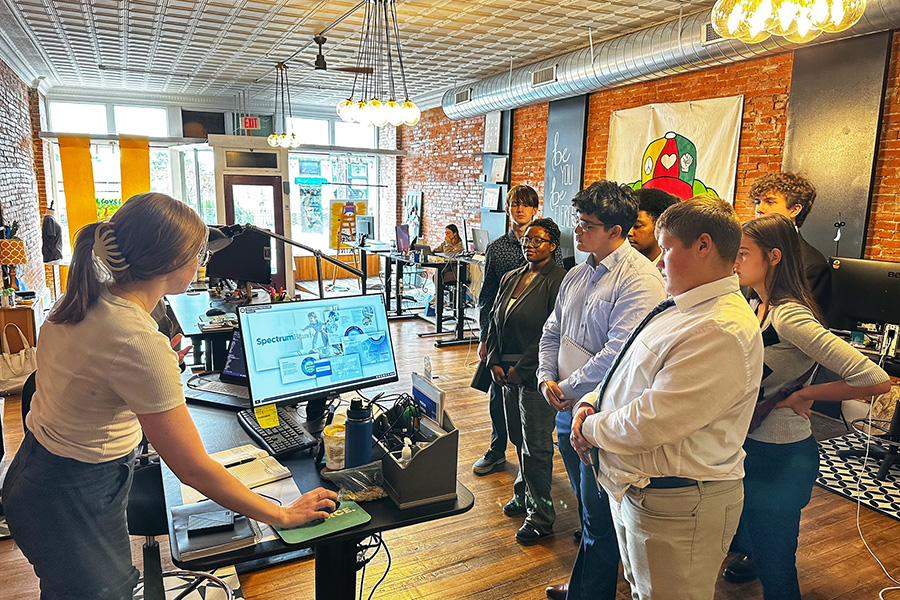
top-left (2, 192), bottom-right (337, 600)
top-left (431, 224), bottom-right (464, 293)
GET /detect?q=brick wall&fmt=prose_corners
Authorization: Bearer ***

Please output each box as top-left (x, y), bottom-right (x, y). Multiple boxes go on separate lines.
top-left (0, 58), bottom-right (45, 295)
top-left (510, 102), bottom-right (549, 199)
top-left (582, 53), bottom-right (793, 224)
top-left (869, 31), bottom-right (900, 261)
top-left (396, 108), bottom-right (485, 247)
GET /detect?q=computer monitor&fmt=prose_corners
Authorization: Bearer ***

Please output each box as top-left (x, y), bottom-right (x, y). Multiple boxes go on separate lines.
top-left (472, 228), bottom-right (490, 254)
top-left (206, 227), bottom-right (272, 285)
top-left (395, 224), bottom-right (411, 252)
top-left (237, 294), bottom-right (399, 410)
top-left (219, 329), bottom-right (248, 385)
top-left (355, 215), bottom-right (374, 245)
top-left (827, 257), bottom-right (900, 330)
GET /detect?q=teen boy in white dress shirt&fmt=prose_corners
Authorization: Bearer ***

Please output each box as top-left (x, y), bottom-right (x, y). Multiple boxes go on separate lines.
top-left (571, 196), bottom-right (764, 600)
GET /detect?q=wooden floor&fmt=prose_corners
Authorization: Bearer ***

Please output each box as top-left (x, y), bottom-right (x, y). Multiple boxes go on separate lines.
top-left (2, 317), bottom-right (900, 599)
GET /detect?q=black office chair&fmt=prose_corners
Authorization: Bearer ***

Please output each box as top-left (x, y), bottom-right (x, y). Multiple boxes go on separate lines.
top-left (20, 371), bottom-right (233, 600)
top-left (127, 440), bottom-right (234, 600)
top-left (838, 396), bottom-right (900, 481)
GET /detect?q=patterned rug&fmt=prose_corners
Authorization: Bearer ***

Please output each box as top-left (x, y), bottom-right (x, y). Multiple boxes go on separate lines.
top-left (817, 433), bottom-right (900, 521)
top-left (133, 565), bottom-right (244, 600)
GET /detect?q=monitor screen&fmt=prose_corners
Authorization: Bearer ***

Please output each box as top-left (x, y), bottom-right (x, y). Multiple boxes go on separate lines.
top-left (395, 224), bottom-right (411, 252)
top-left (206, 227), bottom-right (272, 285)
top-left (356, 215), bottom-right (374, 242)
top-left (827, 257), bottom-right (900, 330)
top-left (237, 294), bottom-right (399, 408)
top-left (220, 329), bottom-right (248, 385)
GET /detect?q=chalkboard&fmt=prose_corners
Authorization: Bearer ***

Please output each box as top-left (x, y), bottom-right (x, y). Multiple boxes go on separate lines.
top-left (543, 96), bottom-right (588, 259)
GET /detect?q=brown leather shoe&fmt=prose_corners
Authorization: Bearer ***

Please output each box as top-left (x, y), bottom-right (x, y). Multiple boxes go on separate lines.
top-left (545, 582), bottom-right (568, 600)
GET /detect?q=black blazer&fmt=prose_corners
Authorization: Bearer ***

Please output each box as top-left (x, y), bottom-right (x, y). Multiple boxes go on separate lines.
top-left (799, 233), bottom-right (830, 320)
top-left (485, 260), bottom-right (566, 390)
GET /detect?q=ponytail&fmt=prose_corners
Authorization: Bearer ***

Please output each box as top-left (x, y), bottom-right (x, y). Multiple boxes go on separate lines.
top-left (48, 223), bottom-right (106, 324)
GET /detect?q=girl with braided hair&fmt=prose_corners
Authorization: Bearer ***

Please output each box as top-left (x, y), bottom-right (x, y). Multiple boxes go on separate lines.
top-left (2, 193), bottom-right (336, 599)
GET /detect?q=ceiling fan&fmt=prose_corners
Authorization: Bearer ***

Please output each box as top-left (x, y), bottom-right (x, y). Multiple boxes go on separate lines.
top-left (301, 35), bottom-right (372, 74)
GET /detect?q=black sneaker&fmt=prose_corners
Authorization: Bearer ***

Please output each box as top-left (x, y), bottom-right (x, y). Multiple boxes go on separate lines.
top-left (516, 522), bottom-right (552, 545)
top-left (472, 450), bottom-right (506, 475)
top-left (722, 554), bottom-right (758, 583)
top-left (503, 498), bottom-right (526, 517)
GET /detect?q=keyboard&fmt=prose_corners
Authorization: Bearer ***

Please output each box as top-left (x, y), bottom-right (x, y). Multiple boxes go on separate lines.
top-left (237, 406), bottom-right (319, 457)
top-left (195, 379), bottom-right (250, 399)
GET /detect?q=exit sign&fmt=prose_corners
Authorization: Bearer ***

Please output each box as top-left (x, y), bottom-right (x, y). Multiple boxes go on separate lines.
top-left (242, 116), bottom-right (260, 130)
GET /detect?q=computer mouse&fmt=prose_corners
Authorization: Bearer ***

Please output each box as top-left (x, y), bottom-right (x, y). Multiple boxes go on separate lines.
top-left (206, 307), bottom-right (226, 317)
top-left (325, 499), bottom-right (341, 513)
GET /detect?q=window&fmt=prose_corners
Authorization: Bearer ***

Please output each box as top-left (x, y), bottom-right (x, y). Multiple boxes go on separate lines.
top-left (334, 121), bottom-right (375, 148)
top-left (114, 106), bottom-right (168, 137)
top-left (49, 102), bottom-right (108, 134)
top-left (288, 118), bottom-right (329, 145)
top-left (180, 149), bottom-right (216, 224)
top-left (288, 153), bottom-right (378, 252)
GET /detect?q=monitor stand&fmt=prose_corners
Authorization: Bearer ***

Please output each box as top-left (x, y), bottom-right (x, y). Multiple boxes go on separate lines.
top-left (297, 392), bottom-right (340, 435)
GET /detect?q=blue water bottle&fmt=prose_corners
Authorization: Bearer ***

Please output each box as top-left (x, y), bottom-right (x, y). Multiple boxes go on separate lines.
top-left (344, 398), bottom-right (373, 468)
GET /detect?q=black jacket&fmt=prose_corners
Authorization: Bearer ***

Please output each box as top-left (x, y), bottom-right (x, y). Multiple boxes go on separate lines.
top-left (485, 260), bottom-right (566, 390)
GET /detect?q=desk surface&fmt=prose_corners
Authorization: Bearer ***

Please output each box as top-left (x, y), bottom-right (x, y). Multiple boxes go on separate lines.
top-left (163, 403), bottom-right (475, 571)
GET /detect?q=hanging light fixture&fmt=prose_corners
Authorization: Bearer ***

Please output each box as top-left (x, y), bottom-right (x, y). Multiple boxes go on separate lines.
top-left (711, 0), bottom-right (866, 43)
top-left (266, 63), bottom-right (302, 148)
top-left (336, 0), bottom-right (420, 128)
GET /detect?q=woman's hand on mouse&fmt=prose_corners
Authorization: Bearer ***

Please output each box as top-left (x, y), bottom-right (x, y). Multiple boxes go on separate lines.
top-left (276, 487), bottom-right (339, 528)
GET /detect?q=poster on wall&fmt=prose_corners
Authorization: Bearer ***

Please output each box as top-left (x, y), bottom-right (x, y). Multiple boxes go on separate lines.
top-left (329, 200), bottom-right (368, 250)
top-left (607, 96), bottom-right (744, 204)
top-left (403, 191), bottom-right (422, 240)
top-left (543, 96), bottom-right (588, 261)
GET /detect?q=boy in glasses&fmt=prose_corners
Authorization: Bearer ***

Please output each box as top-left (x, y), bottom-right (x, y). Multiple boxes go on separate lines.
top-left (537, 180), bottom-right (666, 600)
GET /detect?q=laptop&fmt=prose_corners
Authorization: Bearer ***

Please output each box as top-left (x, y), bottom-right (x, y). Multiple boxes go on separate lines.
top-left (184, 329), bottom-right (251, 409)
top-left (412, 243), bottom-right (432, 256)
top-left (472, 228), bottom-right (490, 254)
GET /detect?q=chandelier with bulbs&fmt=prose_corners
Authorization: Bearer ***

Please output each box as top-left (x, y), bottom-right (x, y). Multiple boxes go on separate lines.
top-left (711, 0), bottom-right (867, 44)
top-left (266, 62), bottom-right (302, 148)
top-left (336, 0), bottom-right (420, 128)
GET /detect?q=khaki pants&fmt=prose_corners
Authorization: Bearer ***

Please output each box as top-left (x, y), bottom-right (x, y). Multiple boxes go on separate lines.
top-left (610, 479), bottom-right (743, 600)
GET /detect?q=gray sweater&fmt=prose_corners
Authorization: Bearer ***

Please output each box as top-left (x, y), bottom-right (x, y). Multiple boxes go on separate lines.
top-left (750, 301), bottom-right (890, 444)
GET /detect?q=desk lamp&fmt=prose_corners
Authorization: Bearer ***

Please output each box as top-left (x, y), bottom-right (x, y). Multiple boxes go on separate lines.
top-left (0, 238), bottom-right (27, 290)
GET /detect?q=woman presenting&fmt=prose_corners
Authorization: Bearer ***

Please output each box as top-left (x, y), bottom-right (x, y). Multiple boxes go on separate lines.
top-left (729, 214), bottom-right (890, 599)
top-left (485, 217), bottom-right (566, 545)
top-left (3, 193), bottom-right (337, 599)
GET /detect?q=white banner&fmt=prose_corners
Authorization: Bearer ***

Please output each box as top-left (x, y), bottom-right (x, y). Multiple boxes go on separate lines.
top-left (607, 96), bottom-right (744, 203)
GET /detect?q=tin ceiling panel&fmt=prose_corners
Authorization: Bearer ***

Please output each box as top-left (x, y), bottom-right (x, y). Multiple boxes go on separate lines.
top-left (0, 0), bottom-right (714, 113)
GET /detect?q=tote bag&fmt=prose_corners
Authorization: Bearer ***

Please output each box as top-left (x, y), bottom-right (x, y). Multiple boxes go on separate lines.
top-left (0, 323), bottom-right (37, 395)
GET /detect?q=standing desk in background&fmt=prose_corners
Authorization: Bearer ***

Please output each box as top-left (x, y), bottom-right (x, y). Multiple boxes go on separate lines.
top-left (166, 290), bottom-right (270, 371)
top-left (162, 403), bottom-right (474, 599)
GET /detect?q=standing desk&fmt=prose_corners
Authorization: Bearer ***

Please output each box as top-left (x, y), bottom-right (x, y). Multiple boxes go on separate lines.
top-left (163, 404), bottom-right (474, 599)
top-left (433, 255), bottom-right (480, 349)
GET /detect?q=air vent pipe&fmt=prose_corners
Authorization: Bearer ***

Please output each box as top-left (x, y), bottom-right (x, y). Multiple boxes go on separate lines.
top-left (441, 0), bottom-right (900, 119)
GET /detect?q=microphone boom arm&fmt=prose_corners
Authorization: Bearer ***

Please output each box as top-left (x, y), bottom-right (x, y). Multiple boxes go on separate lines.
top-left (237, 224), bottom-right (363, 299)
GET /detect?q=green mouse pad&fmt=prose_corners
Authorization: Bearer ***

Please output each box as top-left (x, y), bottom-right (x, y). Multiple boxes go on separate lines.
top-left (274, 500), bottom-right (371, 544)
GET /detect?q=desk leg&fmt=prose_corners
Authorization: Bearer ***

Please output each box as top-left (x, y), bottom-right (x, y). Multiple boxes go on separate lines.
top-left (435, 262), bottom-right (479, 348)
top-left (315, 539), bottom-right (359, 600)
top-left (395, 261), bottom-right (403, 316)
top-left (435, 266), bottom-right (445, 334)
top-left (360, 249), bottom-right (368, 295)
top-left (383, 257), bottom-right (393, 314)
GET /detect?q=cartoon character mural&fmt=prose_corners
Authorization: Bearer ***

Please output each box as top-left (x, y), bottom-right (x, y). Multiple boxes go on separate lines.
top-left (627, 131), bottom-right (718, 200)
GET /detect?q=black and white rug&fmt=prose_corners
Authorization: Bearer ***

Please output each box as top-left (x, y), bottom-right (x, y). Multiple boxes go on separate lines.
top-left (133, 565), bottom-right (244, 600)
top-left (817, 433), bottom-right (900, 521)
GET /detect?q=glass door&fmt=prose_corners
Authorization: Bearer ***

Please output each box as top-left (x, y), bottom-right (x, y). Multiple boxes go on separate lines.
top-left (223, 175), bottom-right (286, 291)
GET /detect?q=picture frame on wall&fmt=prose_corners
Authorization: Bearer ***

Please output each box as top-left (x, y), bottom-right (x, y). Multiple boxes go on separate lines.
top-left (481, 186), bottom-right (502, 210)
top-left (483, 111), bottom-right (501, 153)
top-left (489, 155), bottom-right (508, 183)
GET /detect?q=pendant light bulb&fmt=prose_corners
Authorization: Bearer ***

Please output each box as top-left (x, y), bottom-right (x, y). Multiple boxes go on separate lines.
top-left (266, 133), bottom-right (280, 147)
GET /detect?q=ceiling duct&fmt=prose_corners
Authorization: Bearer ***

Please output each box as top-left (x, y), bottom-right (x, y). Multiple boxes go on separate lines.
top-left (442, 0), bottom-right (900, 120)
